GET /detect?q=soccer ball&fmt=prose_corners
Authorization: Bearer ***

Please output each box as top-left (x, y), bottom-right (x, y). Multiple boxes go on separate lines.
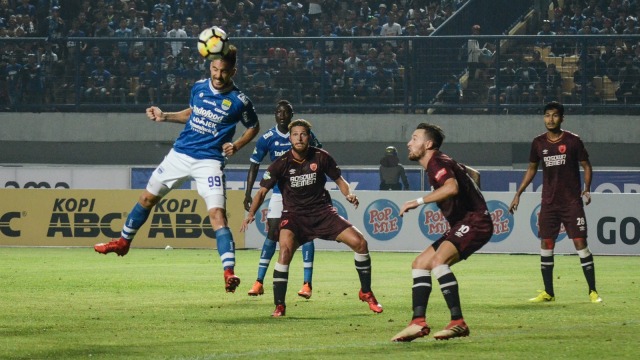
top-left (197, 26), bottom-right (230, 60)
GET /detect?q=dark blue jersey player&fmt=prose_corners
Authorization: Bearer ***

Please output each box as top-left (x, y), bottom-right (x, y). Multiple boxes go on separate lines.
top-left (95, 44), bottom-right (260, 294)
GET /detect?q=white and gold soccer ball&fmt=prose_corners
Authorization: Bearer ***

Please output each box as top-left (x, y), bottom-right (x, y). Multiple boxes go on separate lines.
top-left (197, 26), bottom-right (230, 60)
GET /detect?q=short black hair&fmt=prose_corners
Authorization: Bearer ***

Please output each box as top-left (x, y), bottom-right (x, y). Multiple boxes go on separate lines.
top-left (416, 123), bottom-right (445, 150)
top-left (544, 101), bottom-right (564, 117)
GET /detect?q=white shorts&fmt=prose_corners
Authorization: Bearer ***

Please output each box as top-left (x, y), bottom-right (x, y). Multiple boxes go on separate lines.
top-left (266, 193), bottom-right (283, 219)
top-left (146, 149), bottom-right (226, 210)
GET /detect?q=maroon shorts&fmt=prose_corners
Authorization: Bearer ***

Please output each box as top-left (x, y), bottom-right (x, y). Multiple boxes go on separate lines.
top-left (280, 207), bottom-right (352, 245)
top-left (538, 201), bottom-right (587, 240)
top-left (433, 211), bottom-right (493, 260)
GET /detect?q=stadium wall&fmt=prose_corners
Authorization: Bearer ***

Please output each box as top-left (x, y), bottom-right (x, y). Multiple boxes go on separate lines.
top-left (1, 113), bottom-right (639, 168)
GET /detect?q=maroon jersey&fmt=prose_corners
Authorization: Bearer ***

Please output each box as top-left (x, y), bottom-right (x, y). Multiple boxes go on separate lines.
top-left (529, 130), bottom-right (589, 205)
top-left (426, 152), bottom-right (489, 225)
top-left (260, 147), bottom-right (340, 214)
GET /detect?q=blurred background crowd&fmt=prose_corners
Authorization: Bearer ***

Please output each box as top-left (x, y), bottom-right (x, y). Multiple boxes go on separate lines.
top-left (1, 0), bottom-right (640, 113)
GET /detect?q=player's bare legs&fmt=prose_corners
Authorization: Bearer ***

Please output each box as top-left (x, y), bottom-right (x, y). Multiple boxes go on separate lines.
top-left (337, 226), bottom-right (383, 313)
top-left (94, 190), bottom-right (159, 256)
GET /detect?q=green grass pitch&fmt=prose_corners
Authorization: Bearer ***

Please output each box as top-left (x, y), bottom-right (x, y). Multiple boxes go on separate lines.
top-left (0, 248), bottom-right (638, 359)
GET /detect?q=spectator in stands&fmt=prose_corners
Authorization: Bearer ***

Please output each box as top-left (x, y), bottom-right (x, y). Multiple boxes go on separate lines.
top-left (65, 19), bottom-right (87, 67)
top-left (371, 61), bottom-right (394, 103)
top-left (539, 63), bottom-right (563, 103)
top-left (328, 62), bottom-right (348, 103)
top-left (115, 18), bottom-right (133, 56)
top-left (467, 24), bottom-right (484, 82)
top-left (128, 48), bottom-right (144, 78)
top-left (111, 61), bottom-right (132, 104)
top-left (571, 59), bottom-right (598, 104)
top-left (248, 62), bottom-right (272, 103)
top-left (570, 3), bottom-right (587, 30)
top-left (615, 55), bottom-right (640, 103)
top-left (352, 60), bottom-right (374, 102)
top-left (5, 54), bottom-right (23, 107)
top-left (488, 58), bottom-right (516, 105)
top-left (291, 7), bottom-right (310, 35)
top-left (607, 47), bottom-right (627, 82)
top-left (85, 57), bottom-right (111, 103)
top-left (536, 20), bottom-right (556, 47)
top-left (167, 19), bottom-right (187, 57)
top-left (550, 7), bottom-right (564, 31)
top-left (529, 50), bottom-right (548, 79)
top-left (591, 6), bottom-right (608, 30)
top-left (599, 17), bottom-right (617, 34)
top-left (577, 17), bottom-right (599, 34)
top-left (135, 62), bottom-right (159, 104)
top-left (343, 48), bottom-right (362, 77)
top-left (380, 11), bottom-right (402, 40)
top-left (435, 74), bottom-right (463, 111)
top-left (507, 60), bottom-right (540, 104)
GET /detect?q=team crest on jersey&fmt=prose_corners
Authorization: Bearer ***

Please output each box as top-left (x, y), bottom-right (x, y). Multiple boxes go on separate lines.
top-left (310, 163), bottom-right (317, 171)
top-left (222, 99), bottom-right (232, 110)
top-left (558, 144), bottom-right (566, 154)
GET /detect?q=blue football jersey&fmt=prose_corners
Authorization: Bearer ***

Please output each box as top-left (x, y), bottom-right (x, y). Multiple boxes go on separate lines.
top-left (249, 126), bottom-right (321, 194)
top-left (173, 79), bottom-right (259, 161)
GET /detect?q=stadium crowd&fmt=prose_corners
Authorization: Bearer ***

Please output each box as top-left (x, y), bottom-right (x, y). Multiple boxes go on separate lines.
top-left (467, 0), bottom-right (640, 110)
top-left (0, 0), bottom-right (470, 108)
top-left (2, 1), bottom-right (640, 110)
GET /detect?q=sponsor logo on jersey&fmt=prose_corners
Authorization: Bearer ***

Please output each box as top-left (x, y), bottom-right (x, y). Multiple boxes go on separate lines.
top-left (543, 149), bottom-right (548, 154)
top-left (274, 150), bottom-right (287, 157)
top-left (290, 173), bottom-right (317, 187)
top-left (289, 169), bottom-right (296, 175)
top-left (192, 105), bottom-right (224, 123)
top-left (199, 92), bottom-right (204, 98)
top-left (222, 99), bottom-right (232, 110)
top-left (203, 99), bottom-right (216, 106)
top-left (263, 171), bottom-right (271, 180)
top-left (262, 131), bottom-right (274, 140)
top-left (543, 154), bottom-right (566, 167)
top-left (435, 168), bottom-right (447, 181)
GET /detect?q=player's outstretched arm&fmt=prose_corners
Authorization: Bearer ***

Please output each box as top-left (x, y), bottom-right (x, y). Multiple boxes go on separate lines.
top-left (240, 186), bottom-right (269, 232)
top-left (244, 162), bottom-right (260, 211)
top-left (509, 161), bottom-right (539, 213)
top-left (335, 176), bottom-right (359, 208)
top-left (146, 106), bottom-right (191, 124)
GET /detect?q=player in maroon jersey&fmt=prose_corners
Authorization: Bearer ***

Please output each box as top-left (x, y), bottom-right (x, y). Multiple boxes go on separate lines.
top-left (391, 123), bottom-right (493, 342)
top-left (240, 119), bottom-right (383, 317)
top-left (509, 101), bottom-right (601, 304)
